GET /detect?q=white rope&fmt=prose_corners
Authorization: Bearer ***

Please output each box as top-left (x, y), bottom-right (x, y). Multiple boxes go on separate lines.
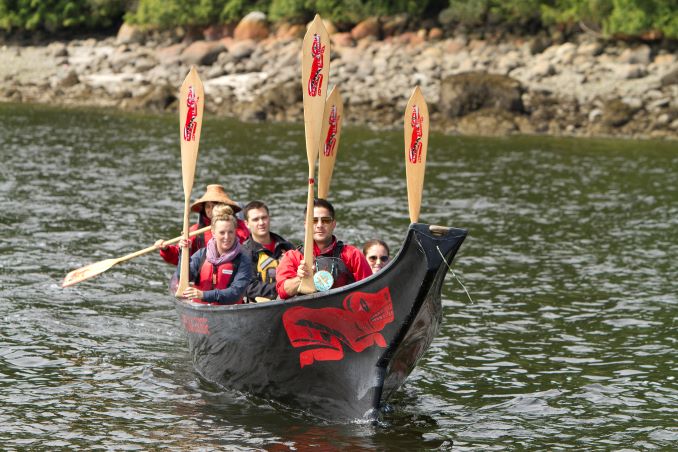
top-left (436, 245), bottom-right (473, 303)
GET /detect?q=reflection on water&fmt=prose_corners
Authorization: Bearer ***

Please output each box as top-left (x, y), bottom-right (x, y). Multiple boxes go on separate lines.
top-left (0, 103), bottom-right (676, 449)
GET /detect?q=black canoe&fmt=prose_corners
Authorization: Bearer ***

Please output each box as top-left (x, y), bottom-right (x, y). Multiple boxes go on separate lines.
top-left (173, 223), bottom-right (467, 421)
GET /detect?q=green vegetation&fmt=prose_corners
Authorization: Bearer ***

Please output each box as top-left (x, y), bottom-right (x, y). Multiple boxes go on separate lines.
top-left (541, 0), bottom-right (678, 38)
top-left (0, 0), bottom-right (129, 32)
top-left (0, 0), bottom-right (675, 39)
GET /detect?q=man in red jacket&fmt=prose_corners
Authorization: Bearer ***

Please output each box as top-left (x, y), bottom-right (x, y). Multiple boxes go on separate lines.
top-left (276, 198), bottom-right (371, 299)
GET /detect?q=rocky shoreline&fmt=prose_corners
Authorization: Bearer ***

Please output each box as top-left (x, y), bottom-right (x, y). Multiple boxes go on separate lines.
top-left (1, 17), bottom-right (677, 140)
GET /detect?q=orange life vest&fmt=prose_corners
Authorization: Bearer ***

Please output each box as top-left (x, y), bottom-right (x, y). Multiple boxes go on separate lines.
top-left (193, 259), bottom-right (243, 304)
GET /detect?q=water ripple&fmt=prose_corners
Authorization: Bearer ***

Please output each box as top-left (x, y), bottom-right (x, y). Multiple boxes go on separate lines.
top-left (0, 104), bottom-right (676, 449)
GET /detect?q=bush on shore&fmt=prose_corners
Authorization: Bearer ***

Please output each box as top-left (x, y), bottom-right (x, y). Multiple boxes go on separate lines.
top-left (0, 0), bottom-right (676, 40)
top-left (0, 0), bottom-right (129, 32)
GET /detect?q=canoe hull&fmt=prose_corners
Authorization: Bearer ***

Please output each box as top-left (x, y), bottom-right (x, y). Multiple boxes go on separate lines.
top-left (174, 223), bottom-right (467, 420)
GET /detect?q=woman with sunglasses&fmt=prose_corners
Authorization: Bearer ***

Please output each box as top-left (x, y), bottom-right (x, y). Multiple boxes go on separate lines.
top-left (362, 239), bottom-right (390, 274)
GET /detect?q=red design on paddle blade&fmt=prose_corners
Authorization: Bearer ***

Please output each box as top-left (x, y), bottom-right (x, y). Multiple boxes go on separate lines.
top-left (282, 287), bottom-right (394, 367)
top-left (183, 86), bottom-right (199, 141)
top-left (323, 105), bottom-right (339, 157)
top-left (307, 34), bottom-right (325, 97)
top-left (408, 105), bottom-right (423, 163)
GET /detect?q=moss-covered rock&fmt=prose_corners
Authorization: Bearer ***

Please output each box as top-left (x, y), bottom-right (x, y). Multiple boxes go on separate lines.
top-left (603, 99), bottom-right (638, 127)
top-left (439, 71), bottom-right (524, 118)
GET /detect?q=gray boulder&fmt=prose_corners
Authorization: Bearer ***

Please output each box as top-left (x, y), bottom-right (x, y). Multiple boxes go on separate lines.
top-left (116, 23), bottom-right (145, 45)
top-left (660, 67), bottom-right (678, 86)
top-left (181, 41), bottom-right (225, 66)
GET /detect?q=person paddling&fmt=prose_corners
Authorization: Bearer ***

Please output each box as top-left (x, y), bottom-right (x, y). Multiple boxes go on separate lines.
top-left (156, 184), bottom-right (250, 265)
top-left (275, 198), bottom-right (371, 299)
top-left (241, 200), bottom-right (295, 302)
top-left (178, 206), bottom-right (253, 304)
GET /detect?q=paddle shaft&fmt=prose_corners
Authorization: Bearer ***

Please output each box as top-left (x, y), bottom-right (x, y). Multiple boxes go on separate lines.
top-left (62, 226), bottom-right (211, 287)
top-left (114, 226), bottom-right (211, 263)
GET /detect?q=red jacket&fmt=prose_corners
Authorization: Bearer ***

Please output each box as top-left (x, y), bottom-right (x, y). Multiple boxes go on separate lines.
top-left (275, 237), bottom-right (372, 299)
top-left (159, 217), bottom-right (250, 266)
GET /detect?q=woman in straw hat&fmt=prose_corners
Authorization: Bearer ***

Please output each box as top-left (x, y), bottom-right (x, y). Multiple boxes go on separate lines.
top-left (156, 184), bottom-right (250, 265)
top-left (177, 206), bottom-right (253, 304)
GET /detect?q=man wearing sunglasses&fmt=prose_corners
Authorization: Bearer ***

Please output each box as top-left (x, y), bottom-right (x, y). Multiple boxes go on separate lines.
top-left (276, 198), bottom-right (372, 299)
top-left (241, 200), bottom-right (295, 302)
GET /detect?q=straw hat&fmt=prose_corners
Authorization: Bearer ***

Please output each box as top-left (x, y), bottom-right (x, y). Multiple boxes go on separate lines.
top-left (190, 184), bottom-right (241, 213)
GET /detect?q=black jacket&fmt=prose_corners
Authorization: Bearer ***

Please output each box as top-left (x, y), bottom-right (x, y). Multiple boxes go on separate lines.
top-left (241, 232), bottom-right (295, 301)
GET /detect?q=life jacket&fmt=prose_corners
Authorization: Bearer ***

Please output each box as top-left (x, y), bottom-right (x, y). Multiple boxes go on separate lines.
top-left (300, 241), bottom-right (355, 290)
top-left (192, 216), bottom-right (211, 251)
top-left (247, 233), bottom-right (293, 285)
top-left (256, 252), bottom-right (279, 285)
top-left (192, 255), bottom-right (243, 304)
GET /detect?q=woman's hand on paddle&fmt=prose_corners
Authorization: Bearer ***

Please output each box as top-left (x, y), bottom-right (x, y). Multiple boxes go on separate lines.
top-left (183, 286), bottom-right (203, 300)
top-left (178, 238), bottom-right (189, 249)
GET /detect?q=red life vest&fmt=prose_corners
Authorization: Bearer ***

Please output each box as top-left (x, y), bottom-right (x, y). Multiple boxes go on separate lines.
top-left (193, 259), bottom-right (243, 304)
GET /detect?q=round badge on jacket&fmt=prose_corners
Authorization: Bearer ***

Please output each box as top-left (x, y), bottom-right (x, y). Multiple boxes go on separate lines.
top-left (313, 270), bottom-right (334, 292)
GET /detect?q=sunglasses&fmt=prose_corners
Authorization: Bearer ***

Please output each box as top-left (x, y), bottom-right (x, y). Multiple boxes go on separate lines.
top-left (312, 217), bottom-right (333, 225)
top-left (367, 255), bottom-right (389, 263)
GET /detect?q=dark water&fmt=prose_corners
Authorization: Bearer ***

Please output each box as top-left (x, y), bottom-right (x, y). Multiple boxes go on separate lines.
top-left (1, 102), bottom-right (676, 450)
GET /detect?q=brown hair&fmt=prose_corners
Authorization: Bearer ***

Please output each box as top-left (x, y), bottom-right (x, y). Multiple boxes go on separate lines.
top-left (211, 205), bottom-right (237, 230)
top-left (244, 200), bottom-right (269, 221)
top-left (303, 198), bottom-right (335, 218)
top-left (362, 239), bottom-right (390, 257)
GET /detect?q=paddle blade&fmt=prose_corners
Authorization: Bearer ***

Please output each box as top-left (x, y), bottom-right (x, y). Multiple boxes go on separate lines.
top-left (62, 258), bottom-right (118, 287)
top-left (404, 86), bottom-right (429, 224)
top-left (179, 66), bottom-right (204, 196)
top-left (302, 14), bottom-right (330, 168)
top-left (318, 85), bottom-right (343, 199)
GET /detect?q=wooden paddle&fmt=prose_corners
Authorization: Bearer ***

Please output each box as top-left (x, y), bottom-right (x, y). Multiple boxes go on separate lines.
top-left (62, 226), bottom-right (211, 288)
top-left (299, 14), bottom-right (330, 295)
top-left (404, 86), bottom-right (429, 223)
top-left (317, 85), bottom-right (343, 199)
top-left (175, 66), bottom-right (205, 297)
